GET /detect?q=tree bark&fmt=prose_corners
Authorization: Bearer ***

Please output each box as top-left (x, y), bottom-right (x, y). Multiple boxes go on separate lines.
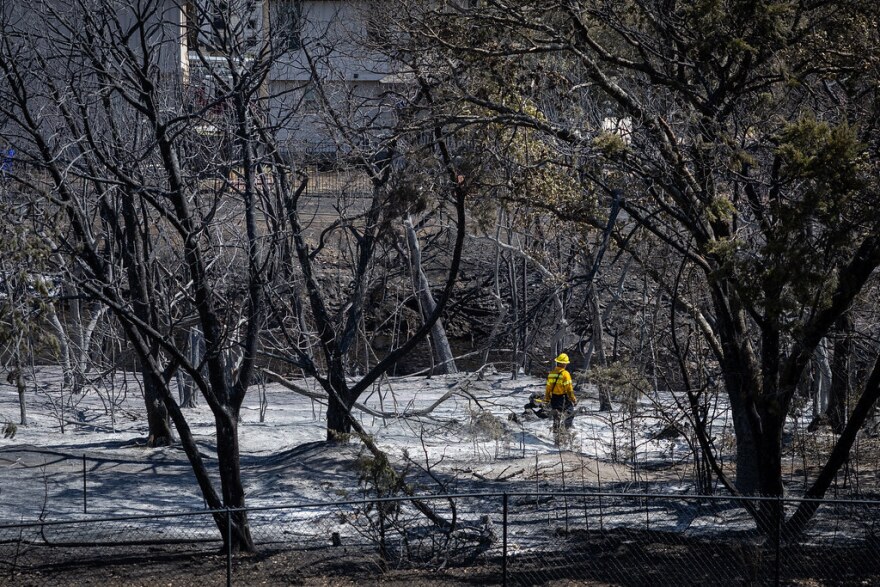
top-left (177, 327), bottom-right (204, 409)
top-left (826, 314), bottom-right (853, 433)
top-left (12, 346), bottom-right (27, 426)
top-left (812, 339), bottom-right (832, 420)
top-left (404, 216), bottom-right (457, 375)
top-left (144, 368), bottom-right (173, 447)
top-left (588, 287), bottom-right (612, 411)
top-left (215, 410), bottom-right (254, 550)
top-left (119, 189), bottom-right (173, 447)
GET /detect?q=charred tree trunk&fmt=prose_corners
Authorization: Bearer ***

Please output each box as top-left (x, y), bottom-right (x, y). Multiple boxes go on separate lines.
top-left (119, 192), bottom-right (173, 446)
top-left (143, 367), bottom-right (173, 447)
top-left (755, 411), bottom-right (786, 535)
top-left (728, 387), bottom-right (760, 495)
top-left (584, 196), bottom-right (621, 411)
top-left (11, 347), bottom-right (27, 426)
top-left (215, 410), bottom-right (254, 551)
top-left (482, 209), bottom-right (510, 367)
top-left (325, 363), bottom-right (354, 441)
top-left (826, 314), bottom-right (853, 434)
top-left (589, 287), bottom-right (612, 411)
top-left (326, 394), bottom-right (352, 440)
top-left (810, 340), bottom-right (832, 423)
top-left (712, 289), bottom-right (762, 496)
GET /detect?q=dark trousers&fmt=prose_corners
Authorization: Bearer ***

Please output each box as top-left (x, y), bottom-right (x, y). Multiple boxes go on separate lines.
top-left (549, 394), bottom-right (573, 412)
top-left (549, 395), bottom-right (574, 432)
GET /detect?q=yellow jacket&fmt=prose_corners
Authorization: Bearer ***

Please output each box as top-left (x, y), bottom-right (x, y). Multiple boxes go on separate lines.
top-left (545, 367), bottom-right (576, 404)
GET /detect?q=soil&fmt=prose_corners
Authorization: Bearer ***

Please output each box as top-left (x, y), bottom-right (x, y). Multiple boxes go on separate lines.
top-left (4, 528), bottom-right (880, 586)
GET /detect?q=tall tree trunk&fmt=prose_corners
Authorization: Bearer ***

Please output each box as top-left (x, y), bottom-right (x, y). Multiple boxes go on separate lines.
top-left (812, 339), bottom-right (832, 420)
top-left (588, 287), bottom-right (612, 411)
top-left (325, 364), bottom-right (353, 441)
top-left (756, 413), bottom-right (786, 536)
top-left (45, 302), bottom-right (75, 390)
top-left (520, 251), bottom-right (528, 372)
top-left (404, 216), bottom-right (456, 374)
top-left (215, 410), bottom-right (254, 551)
top-left (326, 395), bottom-right (352, 440)
top-left (177, 327), bottom-right (203, 408)
top-left (73, 301), bottom-right (107, 395)
top-left (69, 296), bottom-right (85, 394)
top-left (144, 367), bottom-right (173, 446)
top-left (826, 314), bottom-right (853, 434)
top-left (482, 209), bottom-right (510, 367)
top-left (12, 343), bottom-right (27, 426)
top-left (120, 193), bottom-right (172, 446)
top-left (508, 252), bottom-right (520, 378)
top-left (724, 373), bottom-right (761, 495)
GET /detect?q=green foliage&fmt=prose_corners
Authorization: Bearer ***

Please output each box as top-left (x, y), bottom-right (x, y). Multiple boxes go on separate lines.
top-left (707, 197), bottom-right (735, 223)
top-left (685, 0), bottom-right (794, 56)
top-left (748, 117), bottom-right (868, 315)
top-left (592, 132), bottom-right (628, 158)
top-left (775, 117), bottom-right (865, 203)
top-left (461, 100), bottom-right (584, 210)
top-left (431, 26), bottom-right (591, 216)
top-left (716, 113), bottom-right (872, 323)
top-left (704, 237), bottom-right (741, 272)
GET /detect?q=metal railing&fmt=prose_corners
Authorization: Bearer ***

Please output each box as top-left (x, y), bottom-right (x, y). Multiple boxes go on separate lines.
top-left (3, 492), bottom-right (880, 586)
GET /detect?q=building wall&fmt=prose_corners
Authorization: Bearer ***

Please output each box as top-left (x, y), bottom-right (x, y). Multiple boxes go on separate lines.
top-left (265, 1), bottom-right (395, 157)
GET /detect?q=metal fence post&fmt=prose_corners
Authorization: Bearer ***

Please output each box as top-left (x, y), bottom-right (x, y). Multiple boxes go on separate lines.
top-left (226, 507), bottom-right (233, 587)
top-left (775, 496), bottom-right (782, 587)
top-left (502, 492), bottom-right (508, 587)
top-left (82, 455), bottom-right (87, 514)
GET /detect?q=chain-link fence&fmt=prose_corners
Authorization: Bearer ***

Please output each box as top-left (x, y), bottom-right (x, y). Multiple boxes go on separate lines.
top-left (301, 166), bottom-right (372, 199)
top-left (3, 492), bottom-right (880, 586)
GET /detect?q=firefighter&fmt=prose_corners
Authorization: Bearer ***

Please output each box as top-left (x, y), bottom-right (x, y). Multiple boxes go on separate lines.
top-left (545, 353), bottom-right (577, 440)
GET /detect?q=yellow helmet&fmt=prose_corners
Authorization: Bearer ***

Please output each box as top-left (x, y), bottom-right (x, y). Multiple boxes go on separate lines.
top-left (554, 353), bottom-right (570, 365)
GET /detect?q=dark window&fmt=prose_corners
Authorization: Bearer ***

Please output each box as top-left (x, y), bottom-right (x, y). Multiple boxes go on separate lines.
top-left (301, 82), bottom-right (319, 112)
top-left (273, 0), bottom-right (303, 51)
top-left (186, 0), bottom-right (228, 52)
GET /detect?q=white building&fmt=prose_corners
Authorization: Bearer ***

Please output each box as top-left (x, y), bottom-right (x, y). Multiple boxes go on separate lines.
top-left (185, 0), bottom-right (397, 160)
top-left (0, 0), bottom-right (398, 165)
